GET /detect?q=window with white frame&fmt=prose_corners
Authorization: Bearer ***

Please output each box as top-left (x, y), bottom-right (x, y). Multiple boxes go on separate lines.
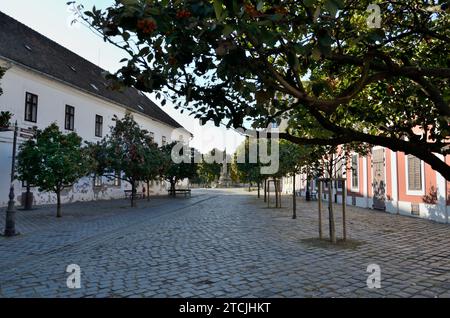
top-left (25, 92), bottom-right (38, 123)
top-left (335, 160), bottom-right (344, 189)
top-left (407, 155), bottom-right (423, 193)
top-left (351, 154), bottom-right (359, 190)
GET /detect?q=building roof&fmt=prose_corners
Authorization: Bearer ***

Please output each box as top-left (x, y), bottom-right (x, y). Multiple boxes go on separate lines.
top-left (0, 11), bottom-right (185, 130)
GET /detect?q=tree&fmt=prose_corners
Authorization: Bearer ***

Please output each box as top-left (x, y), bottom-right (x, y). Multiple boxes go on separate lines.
top-left (233, 137), bottom-right (265, 193)
top-left (197, 149), bottom-right (222, 187)
top-left (313, 143), bottom-right (370, 243)
top-left (142, 136), bottom-right (165, 200)
top-left (15, 127), bottom-right (40, 210)
top-left (278, 141), bottom-right (317, 219)
top-left (88, 112), bottom-right (150, 207)
top-left (160, 141), bottom-right (198, 194)
top-left (0, 66), bottom-right (5, 96)
top-left (16, 123), bottom-right (90, 217)
top-left (79, 0), bottom-right (450, 179)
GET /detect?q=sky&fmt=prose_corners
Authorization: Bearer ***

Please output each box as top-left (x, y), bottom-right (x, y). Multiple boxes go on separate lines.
top-left (0, 0), bottom-right (245, 153)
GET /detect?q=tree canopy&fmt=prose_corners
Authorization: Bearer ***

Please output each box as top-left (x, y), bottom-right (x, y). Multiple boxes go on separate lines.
top-left (160, 141), bottom-right (198, 193)
top-left (16, 123), bottom-right (91, 217)
top-left (87, 112), bottom-right (153, 206)
top-left (78, 0), bottom-right (450, 179)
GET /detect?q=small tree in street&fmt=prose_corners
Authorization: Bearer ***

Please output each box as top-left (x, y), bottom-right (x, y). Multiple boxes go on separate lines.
top-left (197, 149), bottom-right (222, 187)
top-left (16, 128), bottom-right (39, 210)
top-left (278, 141), bottom-right (318, 219)
top-left (16, 123), bottom-right (90, 217)
top-left (233, 137), bottom-right (265, 195)
top-left (142, 137), bottom-right (165, 200)
top-left (315, 143), bottom-right (370, 243)
top-left (88, 112), bottom-right (150, 207)
top-left (160, 142), bottom-right (198, 194)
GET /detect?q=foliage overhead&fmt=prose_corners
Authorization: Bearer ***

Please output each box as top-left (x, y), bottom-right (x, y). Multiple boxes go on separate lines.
top-left (79, 0), bottom-right (450, 179)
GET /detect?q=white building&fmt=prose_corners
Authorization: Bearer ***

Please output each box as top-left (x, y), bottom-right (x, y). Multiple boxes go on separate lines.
top-left (0, 12), bottom-right (192, 207)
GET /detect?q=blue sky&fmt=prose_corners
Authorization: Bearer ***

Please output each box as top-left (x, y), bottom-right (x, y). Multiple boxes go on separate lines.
top-left (0, 0), bottom-right (244, 153)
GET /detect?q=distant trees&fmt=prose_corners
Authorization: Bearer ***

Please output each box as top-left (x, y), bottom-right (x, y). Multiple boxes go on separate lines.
top-left (16, 113), bottom-right (195, 212)
top-left (233, 137), bottom-right (265, 195)
top-left (16, 123), bottom-right (91, 217)
top-left (196, 149), bottom-right (222, 187)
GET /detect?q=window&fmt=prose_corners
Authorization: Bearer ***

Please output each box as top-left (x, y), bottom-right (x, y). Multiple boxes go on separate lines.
top-left (114, 171), bottom-right (121, 187)
top-left (407, 155), bottom-right (422, 192)
top-left (162, 136), bottom-right (167, 146)
top-left (95, 115), bottom-right (103, 137)
top-left (94, 175), bottom-right (102, 187)
top-left (65, 105), bottom-right (75, 131)
top-left (335, 164), bottom-right (343, 189)
top-left (351, 154), bottom-right (359, 190)
top-left (25, 92), bottom-right (38, 122)
top-left (149, 132), bottom-right (154, 143)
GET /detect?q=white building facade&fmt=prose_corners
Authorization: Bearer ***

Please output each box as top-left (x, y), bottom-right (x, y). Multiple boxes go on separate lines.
top-left (0, 12), bottom-right (191, 207)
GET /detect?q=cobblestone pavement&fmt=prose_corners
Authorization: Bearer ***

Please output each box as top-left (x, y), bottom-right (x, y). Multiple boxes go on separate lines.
top-left (0, 188), bottom-right (449, 298)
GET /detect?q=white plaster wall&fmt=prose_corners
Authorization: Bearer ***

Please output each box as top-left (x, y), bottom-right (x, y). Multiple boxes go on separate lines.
top-left (0, 63), bottom-right (191, 207)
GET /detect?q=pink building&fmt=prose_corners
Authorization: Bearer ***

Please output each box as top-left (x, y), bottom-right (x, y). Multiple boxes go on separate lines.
top-left (282, 148), bottom-right (449, 223)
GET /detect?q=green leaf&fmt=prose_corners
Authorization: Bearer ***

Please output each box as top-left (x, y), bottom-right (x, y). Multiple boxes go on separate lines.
top-left (324, 0), bottom-right (339, 17)
top-left (303, 0), bottom-right (316, 7)
top-left (222, 24), bottom-right (234, 37)
top-left (213, 0), bottom-right (223, 20)
top-left (122, 31), bottom-right (130, 41)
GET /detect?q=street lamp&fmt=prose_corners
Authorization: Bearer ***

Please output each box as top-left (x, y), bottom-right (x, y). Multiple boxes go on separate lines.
top-left (2, 121), bottom-right (18, 237)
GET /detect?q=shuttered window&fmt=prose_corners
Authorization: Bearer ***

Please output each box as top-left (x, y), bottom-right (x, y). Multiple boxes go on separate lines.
top-left (407, 155), bottom-right (422, 191)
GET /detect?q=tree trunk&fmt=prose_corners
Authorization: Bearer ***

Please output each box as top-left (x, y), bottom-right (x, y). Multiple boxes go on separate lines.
top-left (264, 179), bottom-right (267, 202)
top-left (56, 190), bottom-right (62, 218)
top-left (278, 180), bottom-right (282, 208)
top-left (131, 181), bottom-right (136, 207)
top-left (292, 174), bottom-right (296, 219)
top-left (328, 180), bottom-right (336, 244)
top-left (24, 185), bottom-right (32, 210)
top-left (318, 181), bottom-right (323, 239)
top-left (342, 179), bottom-right (347, 241)
top-left (274, 180), bottom-right (278, 208)
top-left (257, 182), bottom-right (260, 198)
top-left (170, 180), bottom-right (176, 196)
top-left (146, 180), bottom-right (150, 201)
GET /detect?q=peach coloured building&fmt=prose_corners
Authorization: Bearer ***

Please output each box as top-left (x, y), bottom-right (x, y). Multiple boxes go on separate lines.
top-left (282, 148), bottom-right (449, 224)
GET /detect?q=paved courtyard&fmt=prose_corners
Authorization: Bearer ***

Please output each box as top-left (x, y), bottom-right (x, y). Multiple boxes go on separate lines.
top-left (0, 188), bottom-right (449, 298)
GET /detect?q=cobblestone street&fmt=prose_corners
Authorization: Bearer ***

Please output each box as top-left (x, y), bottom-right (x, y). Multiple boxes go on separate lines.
top-left (0, 188), bottom-right (449, 298)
